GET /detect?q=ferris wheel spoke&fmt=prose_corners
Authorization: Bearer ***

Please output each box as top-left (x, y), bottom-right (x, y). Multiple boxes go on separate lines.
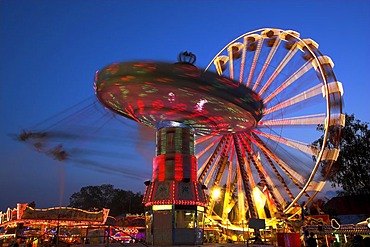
top-left (236, 164), bottom-right (247, 221)
top-left (205, 138), bottom-right (232, 216)
top-left (222, 153), bottom-right (236, 222)
top-left (196, 135), bottom-right (223, 160)
top-left (252, 129), bottom-right (319, 156)
top-left (250, 133), bottom-right (313, 204)
top-left (241, 133), bottom-right (291, 202)
top-left (198, 135), bottom-right (228, 181)
top-left (252, 131), bottom-right (318, 203)
top-left (247, 133), bottom-right (305, 185)
top-left (233, 134), bottom-right (258, 218)
top-left (203, 136), bottom-right (231, 188)
top-left (204, 155), bottom-right (221, 189)
top-left (246, 133), bottom-right (296, 201)
top-left (259, 113), bottom-right (326, 127)
top-left (238, 37), bottom-right (248, 84)
top-left (252, 38), bottom-right (282, 92)
top-left (240, 135), bottom-right (294, 229)
top-left (264, 83), bottom-right (323, 115)
top-left (240, 135), bottom-right (276, 218)
top-left (246, 38), bottom-right (263, 88)
top-left (223, 163), bottom-right (239, 222)
top-left (195, 134), bottom-right (216, 145)
top-left (240, 140), bottom-right (257, 189)
top-left (206, 156), bottom-right (227, 216)
top-left (263, 60), bottom-right (314, 104)
top-left (214, 140), bottom-right (233, 186)
top-left (258, 48), bottom-right (299, 96)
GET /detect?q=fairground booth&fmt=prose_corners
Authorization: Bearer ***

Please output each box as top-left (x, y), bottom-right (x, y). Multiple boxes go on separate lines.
top-left (0, 203), bottom-right (111, 246)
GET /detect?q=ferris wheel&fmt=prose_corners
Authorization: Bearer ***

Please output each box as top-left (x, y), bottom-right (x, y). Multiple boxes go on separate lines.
top-left (195, 28), bottom-right (344, 229)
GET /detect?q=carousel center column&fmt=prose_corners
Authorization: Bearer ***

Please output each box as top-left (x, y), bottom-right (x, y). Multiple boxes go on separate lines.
top-left (143, 121), bottom-right (207, 246)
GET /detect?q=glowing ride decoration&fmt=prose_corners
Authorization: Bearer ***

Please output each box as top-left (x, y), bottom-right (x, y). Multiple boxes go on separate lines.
top-left (95, 51), bottom-right (265, 245)
top-left (93, 28), bottom-right (344, 244)
top-left (1, 204), bottom-right (109, 225)
top-left (94, 62), bottom-right (264, 135)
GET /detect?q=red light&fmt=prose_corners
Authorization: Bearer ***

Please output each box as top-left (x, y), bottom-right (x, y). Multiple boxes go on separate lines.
top-left (136, 100), bottom-right (145, 115)
top-left (174, 155), bottom-right (183, 181)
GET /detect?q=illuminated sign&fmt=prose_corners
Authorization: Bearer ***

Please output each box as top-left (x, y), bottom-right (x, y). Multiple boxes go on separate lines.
top-left (152, 205), bottom-right (172, 211)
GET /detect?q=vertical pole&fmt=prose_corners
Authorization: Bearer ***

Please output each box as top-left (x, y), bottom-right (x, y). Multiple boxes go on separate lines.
top-left (242, 220), bottom-right (245, 244)
top-left (56, 213), bottom-right (60, 247)
top-left (107, 225), bottom-right (110, 247)
top-left (226, 221), bottom-right (228, 243)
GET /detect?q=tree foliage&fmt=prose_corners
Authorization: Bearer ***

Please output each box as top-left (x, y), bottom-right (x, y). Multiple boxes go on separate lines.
top-left (69, 184), bottom-right (145, 216)
top-left (314, 114), bottom-right (370, 196)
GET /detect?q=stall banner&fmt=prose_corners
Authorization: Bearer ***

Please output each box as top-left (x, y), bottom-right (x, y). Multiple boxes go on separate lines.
top-left (21, 206), bottom-right (109, 222)
top-left (305, 215), bottom-right (330, 225)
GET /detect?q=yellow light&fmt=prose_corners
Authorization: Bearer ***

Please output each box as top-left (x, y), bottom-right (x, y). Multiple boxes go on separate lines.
top-left (212, 187), bottom-right (221, 199)
top-left (253, 187), bottom-right (267, 218)
top-left (152, 205), bottom-right (172, 211)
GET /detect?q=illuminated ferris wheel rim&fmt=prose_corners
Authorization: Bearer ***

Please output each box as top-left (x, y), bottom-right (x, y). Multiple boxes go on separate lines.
top-left (200, 27), bottom-right (344, 225)
top-left (205, 27), bottom-right (343, 123)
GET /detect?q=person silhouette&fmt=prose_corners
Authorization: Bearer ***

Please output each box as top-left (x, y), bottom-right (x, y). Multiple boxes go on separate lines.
top-left (306, 232), bottom-right (317, 247)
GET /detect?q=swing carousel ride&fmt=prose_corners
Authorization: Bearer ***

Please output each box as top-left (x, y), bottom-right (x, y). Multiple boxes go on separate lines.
top-left (19, 28), bottom-right (344, 235)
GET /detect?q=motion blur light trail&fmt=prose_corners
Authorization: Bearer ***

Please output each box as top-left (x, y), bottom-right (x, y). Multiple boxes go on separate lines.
top-left (18, 95), bottom-right (154, 181)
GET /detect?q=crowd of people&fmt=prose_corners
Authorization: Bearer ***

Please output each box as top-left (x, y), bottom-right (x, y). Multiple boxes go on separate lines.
top-left (303, 231), bottom-right (370, 247)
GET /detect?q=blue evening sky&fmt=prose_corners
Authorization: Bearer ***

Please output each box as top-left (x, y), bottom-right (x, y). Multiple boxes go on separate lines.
top-left (0, 0), bottom-right (369, 211)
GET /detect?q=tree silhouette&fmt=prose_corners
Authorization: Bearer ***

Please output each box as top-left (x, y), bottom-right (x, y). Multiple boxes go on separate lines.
top-left (313, 114), bottom-right (370, 196)
top-left (69, 184), bottom-right (144, 216)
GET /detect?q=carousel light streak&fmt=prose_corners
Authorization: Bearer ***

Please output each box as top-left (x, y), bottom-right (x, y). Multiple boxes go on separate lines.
top-left (195, 99), bottom-right (208, 112)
